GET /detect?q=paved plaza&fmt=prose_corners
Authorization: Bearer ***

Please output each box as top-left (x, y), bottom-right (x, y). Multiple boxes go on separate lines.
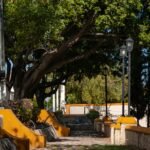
top-left (36, 136), bottom-right (111, 150)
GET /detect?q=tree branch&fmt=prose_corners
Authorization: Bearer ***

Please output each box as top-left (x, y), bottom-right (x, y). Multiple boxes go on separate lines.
top-left (48, 40), bottom-right (105, 72)
top-left (21, 12), bottom-right (97, 97)
top-left (45, 12), bottom-right (97, 58)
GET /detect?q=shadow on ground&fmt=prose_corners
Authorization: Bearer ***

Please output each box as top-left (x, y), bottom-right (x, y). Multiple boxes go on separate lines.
top-left (46, 144), bottom-right (140, 150)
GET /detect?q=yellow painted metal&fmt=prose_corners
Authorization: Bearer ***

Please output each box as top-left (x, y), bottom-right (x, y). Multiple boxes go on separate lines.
top-left (116, 116), bottom-right (137, 124)
top-left (111, 116), bottom-right (137, 129)
top-left (0, 128), bottom-right (29, 150)
top-left (0, 109), bottom-right (46, 149)
top-left (37, 109), bottom-right (70, 137)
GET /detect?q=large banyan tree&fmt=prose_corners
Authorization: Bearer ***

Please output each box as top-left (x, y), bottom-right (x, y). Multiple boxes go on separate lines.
top-left (4, 0), bottom-right (150, 113)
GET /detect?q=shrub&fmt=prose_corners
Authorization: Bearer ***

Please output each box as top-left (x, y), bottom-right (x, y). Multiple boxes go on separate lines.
top-left (86, 109), bottom-right (99, 123)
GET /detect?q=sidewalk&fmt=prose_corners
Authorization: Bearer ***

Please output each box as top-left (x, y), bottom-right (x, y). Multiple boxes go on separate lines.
top-left (45, 136), bottom-right (111, 150)
top-left (35, 115), bottom-right (111, 150)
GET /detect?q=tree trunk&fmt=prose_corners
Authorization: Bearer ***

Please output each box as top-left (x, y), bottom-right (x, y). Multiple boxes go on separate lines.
top-left (35, 88), bottom-right (45, 109)
top-left (137, 118), bottom-right (140, 126)
top-left (36, 98), bottom-right (44, 109)
top-left (13, 70), bottom-right (35, 100)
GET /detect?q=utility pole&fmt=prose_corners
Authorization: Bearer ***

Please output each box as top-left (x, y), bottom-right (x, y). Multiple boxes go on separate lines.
top-left (0, 0), bottom-right (6, 100)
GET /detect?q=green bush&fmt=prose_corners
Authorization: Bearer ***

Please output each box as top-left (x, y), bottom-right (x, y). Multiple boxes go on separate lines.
top-left (86, 109), bottom-right (99, 123)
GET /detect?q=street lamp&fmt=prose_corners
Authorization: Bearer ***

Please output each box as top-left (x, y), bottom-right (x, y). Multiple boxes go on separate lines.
top-left (120, 45), bottom-right (127, 116)
top-left (103, 66), bottom-right (109, 117)
top-left (126, 37), bottom-right (134, 116)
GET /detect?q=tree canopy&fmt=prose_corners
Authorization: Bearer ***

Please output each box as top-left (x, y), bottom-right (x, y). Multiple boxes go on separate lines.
top-left (3, 0), bottom-right (150, 113)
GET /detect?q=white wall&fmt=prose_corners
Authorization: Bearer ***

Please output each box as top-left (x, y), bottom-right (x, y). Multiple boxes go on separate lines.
top-left (67, 104), bottom-right (147, 127)
top-left (69, 104), bottom-right (128, 117)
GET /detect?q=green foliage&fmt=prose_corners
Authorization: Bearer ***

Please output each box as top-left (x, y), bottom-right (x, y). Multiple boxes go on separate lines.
top-left (6, 0), bottom-right (148, 59)
top-left (66, 74), bottom-right (128, 104)
top-left (4, 0), bottom-right (150, 115)
top-left (16, 104), bottom-right (40, 124)
top-left (82, 76), bottom-right (104, 103)
top-left (4, 100), bottom-right (34, 123)
top-left (2, 99), bottom-right (40, 123)
top-left (66, 77), bottom-right (83, 103)
top-left (4, 0), bottom-right (150, 64)
top-left (139, 25), bottom-right (150, 46)
top-left (17, 107), bottom-right (33, 122)
top-left (32, 97), bottom-right (38, 108)
top-left (4, 0), bottom-right (98, 56)
top-left (5, 0), bottom-right (53, 51)
top-left (86, 109), bottom-right (99, 122)
top-left (44, 97), bottom-right (52, 109)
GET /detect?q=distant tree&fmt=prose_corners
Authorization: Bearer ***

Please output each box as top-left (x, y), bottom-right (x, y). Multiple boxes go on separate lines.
top-left (66, 74), bottom-right (127, 104)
